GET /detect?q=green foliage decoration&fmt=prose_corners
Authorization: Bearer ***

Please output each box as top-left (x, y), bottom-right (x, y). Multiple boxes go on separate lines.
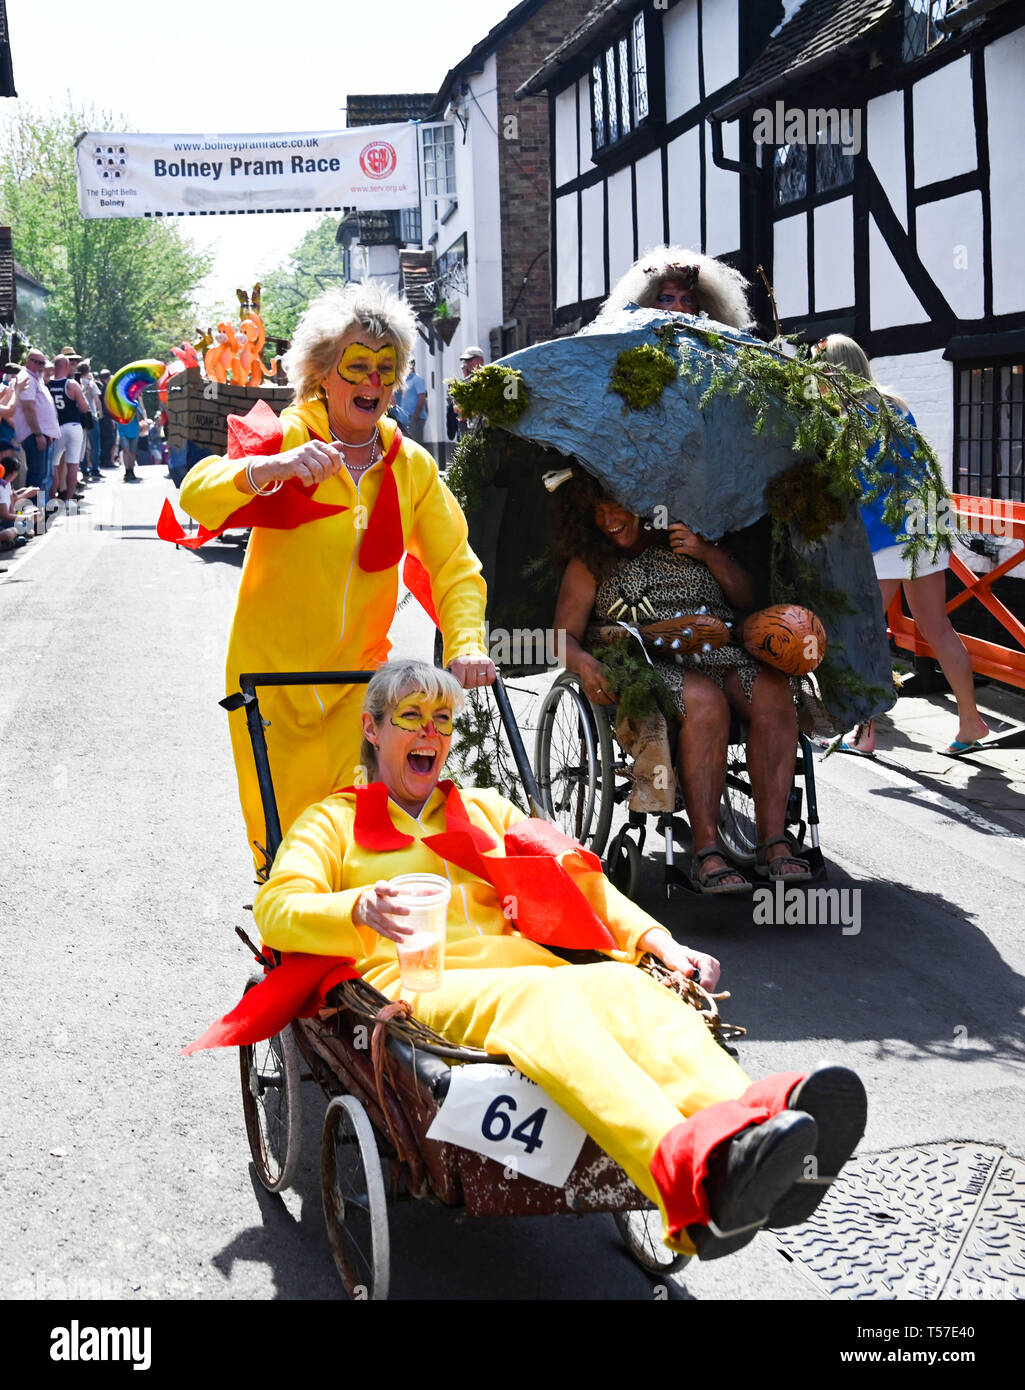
top-left (449, 688), bottom-right (526, 811)
top-left (447, 364), bottom-right (529, 429)
top-left (446, 421), bottom-right (496, 518)
top-left (609, 342), bottom-right (679, 411)
top-left (672, 322), bottom-right (952, 577)
top-left (591, 637), bottom-right (678, 725)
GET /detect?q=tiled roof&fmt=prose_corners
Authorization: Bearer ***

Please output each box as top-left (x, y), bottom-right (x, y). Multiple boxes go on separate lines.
top-left (518, 0), bottom-right (628, 97)
top-left (714, 0), bottom-right (898, 116)
top-left (345, 94), bottom-right (434, 127)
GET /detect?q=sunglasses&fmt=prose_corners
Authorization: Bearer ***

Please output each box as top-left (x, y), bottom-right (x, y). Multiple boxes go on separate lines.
top-left (27, 358), bottom-right (45, 368)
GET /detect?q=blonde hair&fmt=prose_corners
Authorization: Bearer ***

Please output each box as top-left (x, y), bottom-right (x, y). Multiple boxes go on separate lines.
top-left (282, 281), bottom-right (418, 405)
top-left (597, 245), bottom-right (755, 331)
top-left (359, 659), bottom-right (465, 781)
top-left (815, 334), bottom-right (909, 412)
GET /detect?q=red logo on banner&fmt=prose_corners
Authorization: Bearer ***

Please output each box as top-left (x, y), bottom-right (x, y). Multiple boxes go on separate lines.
top-left (359, 142), bottom-right (398, 180)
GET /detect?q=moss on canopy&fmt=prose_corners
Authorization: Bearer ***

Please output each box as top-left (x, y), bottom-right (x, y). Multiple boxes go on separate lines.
top-left (609, 343), bottom-right (679, 411)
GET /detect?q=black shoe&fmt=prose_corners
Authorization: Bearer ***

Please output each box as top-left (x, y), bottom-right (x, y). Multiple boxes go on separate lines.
top-left (688, 1110), bottom-right (817, 1261)
top-left (767, 1066), bottom-right (867, 1228)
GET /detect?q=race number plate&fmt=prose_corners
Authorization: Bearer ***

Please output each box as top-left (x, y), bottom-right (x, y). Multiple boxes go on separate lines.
top-left (426, 1064), bottom-right (587, 1187)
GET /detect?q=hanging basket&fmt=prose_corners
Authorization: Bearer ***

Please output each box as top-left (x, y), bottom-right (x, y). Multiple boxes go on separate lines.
top-left (433, 314), bottom-right (461, 347)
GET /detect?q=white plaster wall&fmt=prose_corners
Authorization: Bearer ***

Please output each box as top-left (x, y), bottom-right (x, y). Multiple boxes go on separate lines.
top-left (913, 55), bottom-right (977, 187)
top-left (916, 191), bottom-right (984, 321)
top-left (869, 216), bottom-right (929, 328)
top-left (871, 349), bottom-right (953, 483)
top-left (580, 181), bottom-right (605, 301)
top-left (986, 29), bottom-right (1025, 316)
top-left (664, 0), bottom-right (700, 122)
top-left (704, 122), bottom-right (739, 255)
top-left (813, 196), bottom-right (855, 310)
top-left (867, 88), bottom-right (907, 229)
top-left (366, 244), bottom-right (400, 286)
top-left (554, 84), bottom-right (578, 189)
top-left (467, 57), bottom-right (503, 352)
top-left (607, 164), bottom-right (635, 287)
top-left (635, 150), bottom-right (664, 256)
top-left (555, 192), bottom-right (579, 308)
top-left (773, 212), bottom-right (808, 318)
top-left (578, 75), bottom-right (595, 173)
top-left (702, 0), bottom-right (739, 97)
top-left (667, 128), bottom-right (701, 250)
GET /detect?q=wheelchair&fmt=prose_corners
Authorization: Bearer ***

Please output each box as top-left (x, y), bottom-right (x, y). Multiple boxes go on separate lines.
top-left (223, 669), bottom-right (743, 1300)
top-left (534, 669), bottom-right (824, 899)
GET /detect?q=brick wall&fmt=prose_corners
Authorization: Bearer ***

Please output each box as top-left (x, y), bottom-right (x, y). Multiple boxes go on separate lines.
top-left (496, 0), bottom-right (594, 345)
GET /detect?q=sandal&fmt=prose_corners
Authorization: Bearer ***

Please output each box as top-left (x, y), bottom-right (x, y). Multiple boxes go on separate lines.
top-left (690, 847), bottom-right (752, 896)
top-left (755, 836), bottom-right (812, 881)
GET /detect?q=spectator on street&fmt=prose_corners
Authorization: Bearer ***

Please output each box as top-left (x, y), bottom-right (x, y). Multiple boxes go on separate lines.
top-left (97, 368), bottom-right (117, 468)
top-left (11, 348), bottom-right (60, 526)
top-left (117, 394), bottom-right (148, 482)
top-left (449, 344), bottom-right (485, 441)
top-left (396, 364), bottom-right (428, 445)
top-left (76, 361), bottom-right (103, 480)
top-left (0, 440), bottom-right (39, 538)
top-left (49, 354), bottom-right (90, 511)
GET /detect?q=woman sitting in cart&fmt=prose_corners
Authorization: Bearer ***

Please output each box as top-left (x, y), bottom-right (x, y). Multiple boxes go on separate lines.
top-left (178, 282), bottom-right (494, 862)
top-left (250, 657), bottom-right (865, 1261)
top-left (551, 468), bottom-right (809, 892)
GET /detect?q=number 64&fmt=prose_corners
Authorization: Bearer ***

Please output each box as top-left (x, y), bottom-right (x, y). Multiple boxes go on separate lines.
top-left (481, 1094), bottom-right (546, 1154)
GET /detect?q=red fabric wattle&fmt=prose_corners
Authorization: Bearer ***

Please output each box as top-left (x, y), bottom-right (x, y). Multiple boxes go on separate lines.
top-left (358, 428), bottom-right (404, 571)
top-left (182, 952), bottom-right (359, 1055)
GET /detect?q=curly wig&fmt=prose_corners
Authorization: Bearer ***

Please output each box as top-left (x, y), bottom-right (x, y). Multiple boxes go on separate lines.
top-left (595, 244), bottom-right (755, 332)
top-left (282, 280), bottom-right (419, 406)
top-left (548, 469), bottom-right (668, 584)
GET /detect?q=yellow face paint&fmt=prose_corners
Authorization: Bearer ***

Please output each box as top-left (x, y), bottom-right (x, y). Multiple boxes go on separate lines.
top-left (336, 342), bottom-right (398, 386)
top-left (389, 693), bottom-right (454, 736)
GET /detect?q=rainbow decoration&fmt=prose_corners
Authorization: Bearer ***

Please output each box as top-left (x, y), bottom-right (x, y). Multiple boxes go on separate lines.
top-left (104, 359), bottom-right (166, 425)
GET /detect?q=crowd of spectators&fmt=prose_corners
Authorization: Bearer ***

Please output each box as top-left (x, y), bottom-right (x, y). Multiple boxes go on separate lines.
top-left (0, 344), bottom-right (168, 555)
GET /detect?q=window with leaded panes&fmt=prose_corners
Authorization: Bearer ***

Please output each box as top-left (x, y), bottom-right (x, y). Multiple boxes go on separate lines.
top-left (903, 0), bottom-right (954, 63)
top-left (955, 362), bottom-right (1025, 503)
top-left (591, 10), bottom-right (653, 153)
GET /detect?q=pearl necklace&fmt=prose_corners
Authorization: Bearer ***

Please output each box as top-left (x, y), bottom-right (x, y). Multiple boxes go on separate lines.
top-left (334, 428), bottom-right (380, 476)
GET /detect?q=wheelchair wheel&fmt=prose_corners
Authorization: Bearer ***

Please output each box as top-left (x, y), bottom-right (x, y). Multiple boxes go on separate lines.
top-left (321, 1094), bottom-right (390, 1301)
top-left (717, 740), bottom-right (758, 865)
top-left (605, 827), bottom-right (641, 899)
top-left (613, 1207), bottom-right (690, 1276)
top-left (534, 672), bottom-right (615, 856)
top-left (239, 985), bottom-right (302, 1193)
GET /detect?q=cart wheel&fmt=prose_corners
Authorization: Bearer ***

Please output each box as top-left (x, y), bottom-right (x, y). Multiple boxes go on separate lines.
top-left (605, 828), bottom-right (640, 899)
top-left (717, 740), bottom-right (758, 865)
top-left (239, 989), bottom-right (302, 1193)
top-left (613, 1207), bottom-right (691, 1276)
top-left (321, 1095), bottom-right (390, 1301)
top-left (534, 672), bottom-right (615, 856)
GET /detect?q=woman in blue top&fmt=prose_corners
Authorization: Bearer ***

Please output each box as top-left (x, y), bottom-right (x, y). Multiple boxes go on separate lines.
top-left (816, 336), bottom-right (986, 756)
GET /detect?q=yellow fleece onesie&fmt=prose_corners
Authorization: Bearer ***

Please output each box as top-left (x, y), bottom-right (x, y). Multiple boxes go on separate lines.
top-left (254, 782), bottom-right (750, 1248)
top-left (179, 404), bottom-right (488, 856)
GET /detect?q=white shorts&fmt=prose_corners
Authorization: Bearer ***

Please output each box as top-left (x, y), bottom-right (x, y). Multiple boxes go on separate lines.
top-left (873, 542), bottom-right (950, 581)
top-left (59, 421), bottom-right (85, 466)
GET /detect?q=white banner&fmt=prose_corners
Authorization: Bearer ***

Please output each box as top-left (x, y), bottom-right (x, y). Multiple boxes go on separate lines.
top-left (75, 124), bottom-right (420, 218)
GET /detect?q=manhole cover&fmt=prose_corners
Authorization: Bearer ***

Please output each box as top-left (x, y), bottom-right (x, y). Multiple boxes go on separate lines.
top-left (776, 1143), bottom-right (1025, 1299)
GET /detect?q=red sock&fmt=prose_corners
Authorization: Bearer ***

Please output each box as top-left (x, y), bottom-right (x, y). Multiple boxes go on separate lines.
top-left (650, 1099), bottom-right (773, 1238)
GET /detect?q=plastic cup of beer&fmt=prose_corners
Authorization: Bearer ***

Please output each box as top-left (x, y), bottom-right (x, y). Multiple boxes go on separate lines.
top-left (391, 873), bottom-right (450, 992)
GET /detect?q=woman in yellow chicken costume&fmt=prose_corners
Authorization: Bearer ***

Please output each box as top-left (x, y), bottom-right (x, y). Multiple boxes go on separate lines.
top-left (190, 659), bottom-right (867, 1260)
top-left (172, 283), bottom-right (494, 860)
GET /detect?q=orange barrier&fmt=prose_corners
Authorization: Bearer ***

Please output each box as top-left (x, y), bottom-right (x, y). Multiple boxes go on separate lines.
top-left (887, 493), bottom-right (1025, 692)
